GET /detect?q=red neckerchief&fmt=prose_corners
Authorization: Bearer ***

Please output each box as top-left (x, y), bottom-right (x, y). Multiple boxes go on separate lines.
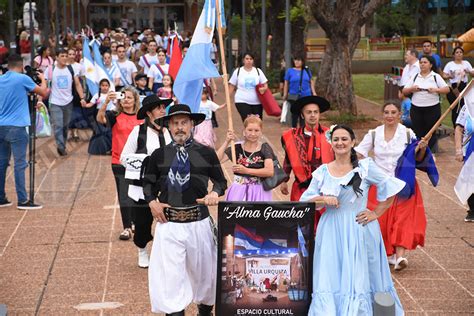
top-left (304, 125), bottom-right (322, 162)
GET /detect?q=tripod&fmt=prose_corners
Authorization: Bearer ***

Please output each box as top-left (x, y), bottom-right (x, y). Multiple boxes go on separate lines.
top-left (28, 93), bottom-right (37, 203)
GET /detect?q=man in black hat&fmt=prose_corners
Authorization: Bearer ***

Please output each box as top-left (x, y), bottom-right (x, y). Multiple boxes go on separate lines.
top-left (134, 73), bottom-right (153, 104)
top-left (120, 95), bottom-right (173, 268)
top-left (142, 104), bottom-right (227, 316)
top-left (280, 95), bottom-right (334, 202)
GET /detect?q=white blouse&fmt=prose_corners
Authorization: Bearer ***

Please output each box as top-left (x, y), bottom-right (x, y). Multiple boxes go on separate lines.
top-left (355, 123), bottom-right (416, 177)
top-left (404, 71), bottom-right (448, 107)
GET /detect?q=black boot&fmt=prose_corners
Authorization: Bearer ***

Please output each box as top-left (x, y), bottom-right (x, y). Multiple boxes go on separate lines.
top-left (166, 311), bottom-right (185, 316)
top-left (197, 304), bottom-right (213, 316)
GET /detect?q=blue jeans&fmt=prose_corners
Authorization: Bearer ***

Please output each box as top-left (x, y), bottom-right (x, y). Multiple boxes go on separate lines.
top-left (0, 126), bottom-right (29, 203)
top-left (49, 102), bottom-right (73, 150)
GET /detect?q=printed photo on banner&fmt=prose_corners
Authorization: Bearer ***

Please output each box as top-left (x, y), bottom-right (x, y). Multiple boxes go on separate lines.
top-left (217, 202), bottom-right (315, 316)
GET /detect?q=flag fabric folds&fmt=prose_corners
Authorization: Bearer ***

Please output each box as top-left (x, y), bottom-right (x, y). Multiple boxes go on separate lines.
top-left (234, 224), bottom-right (264, 250)
top-left (297, 225), bottom-right (308, 257)
top-left (168, 37), bottom-right (182, 81)
top-left (92, 40), bottom-right (115, 91)
top-left (173, 0), bottom-right (222, 112)
top-left (82, 38), bottom-right (98, 96)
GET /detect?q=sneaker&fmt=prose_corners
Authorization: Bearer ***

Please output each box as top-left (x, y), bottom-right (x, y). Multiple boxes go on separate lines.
top-left (394, 257), bottom-right (408, 271)
top-left (17, 200), bottom-right (43, 210)
top-left (57, 147), bottom-right (67, 156)
top-left (0, 199), bottom-right (13, 207)
top-left (119, 228), bottom-right (132, 240)
top-left (138, 248), bottom-right (149, 268)
top-left (387, 255), bottom-right (397, 266)
top-left (465, 210), bottom-right (474, 222)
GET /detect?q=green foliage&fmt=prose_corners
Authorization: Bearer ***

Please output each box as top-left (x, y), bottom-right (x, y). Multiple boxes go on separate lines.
top-left (374, 1), bottom-right (416, 37)
top-left (277, 0), bottom-right (310, 22)
top-left (230, 14), bottom-right (252, 39)
top-left (265, 68), bottom-right (282, 89)
top-left (324, 112), bottom-right (372, 125)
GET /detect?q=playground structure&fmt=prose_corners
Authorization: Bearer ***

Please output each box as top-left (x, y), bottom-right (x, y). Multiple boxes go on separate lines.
top-left (305, 28), bottom-right (474, 61)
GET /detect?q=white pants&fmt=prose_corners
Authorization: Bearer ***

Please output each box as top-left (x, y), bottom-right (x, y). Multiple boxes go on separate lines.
top-left (148, 217), bottom-right (217, 314)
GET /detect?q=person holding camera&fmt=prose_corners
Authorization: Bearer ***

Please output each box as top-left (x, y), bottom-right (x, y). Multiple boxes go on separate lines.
top-left (44, 48), bottom-right (87, 156)
top-left (0, 54), bottom-right (48, 210)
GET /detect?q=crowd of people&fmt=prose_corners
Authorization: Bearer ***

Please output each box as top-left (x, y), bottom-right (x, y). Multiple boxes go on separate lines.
top-left (0, 24), bottom-right (473, 316)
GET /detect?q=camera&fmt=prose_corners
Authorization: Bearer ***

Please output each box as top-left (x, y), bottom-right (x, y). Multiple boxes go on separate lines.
top-left (115, 92), bottom-right (125, 100)
top-left (24, 65), bottom-right (42, 85)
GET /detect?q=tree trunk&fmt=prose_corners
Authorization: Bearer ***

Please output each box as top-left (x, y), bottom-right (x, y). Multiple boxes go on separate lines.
top-left (268, 1), bottom-right (285, 69)
top-left (309, 0), bottom-right (388, 114)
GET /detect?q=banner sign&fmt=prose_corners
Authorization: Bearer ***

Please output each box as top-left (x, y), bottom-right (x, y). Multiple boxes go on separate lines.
top-left (216, 202), bottom-right (315, 316)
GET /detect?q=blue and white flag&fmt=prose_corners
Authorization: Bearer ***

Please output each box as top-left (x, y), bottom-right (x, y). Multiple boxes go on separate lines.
top-left (82, 38), bottom-right (98, 96)
top-left (92, 40), bottom-right (115, 90)
top-left (173, 0), bottom-right (224, 112)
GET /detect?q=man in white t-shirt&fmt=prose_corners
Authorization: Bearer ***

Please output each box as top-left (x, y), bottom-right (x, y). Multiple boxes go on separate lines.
top-left (103, 51), bottom-right (121, 87)
top-left (45, 49), bottom-right (86, 156)
top-left (399, 49), bottom-right (420, 91)
top-left (116, 44), bottom-right (138, 87)
top-left (138, 40), bottom-right (159, 75)
top-left (147, 49), bottom-right (169, 93)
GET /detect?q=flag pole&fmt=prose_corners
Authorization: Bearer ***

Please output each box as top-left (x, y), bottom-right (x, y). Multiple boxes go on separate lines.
top-left (215, 0), bottom-right (236, 163)
top-left (423, 79), bottom-right (474, 142)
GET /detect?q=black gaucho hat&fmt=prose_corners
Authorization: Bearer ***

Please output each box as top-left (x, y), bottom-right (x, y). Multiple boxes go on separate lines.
top-left (137, 95), bottom-right (173, 119)
top-left (157, 104), bottom-right (206, 126)
top-left (291, 95), bottom-right (331, 115)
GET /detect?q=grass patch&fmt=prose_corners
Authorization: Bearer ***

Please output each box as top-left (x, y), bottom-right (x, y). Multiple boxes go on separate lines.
top-left (324, 112), bottom-right (373, 125)
top-left (352, 74), bottom-right (453, 127)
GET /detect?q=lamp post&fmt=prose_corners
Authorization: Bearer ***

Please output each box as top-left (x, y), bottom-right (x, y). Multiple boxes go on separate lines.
top-left (29, 1), bottom-right (34, 64)
top-left (8, 0), bottom-right (15, 54)
top-left (55, 0), bottom-right (60, 47)
top-left (63, 0), bottom-right (67, 34)
top-left (284, 0), bottom-right (291, 70)
top-left (77, 0), bottom-right (81, 30)
top-left (241, 0), bottom-right (246, 55)
top-left (71, 0), bottom-right (75, 33)
top-left (260, 0), bottom-right (266, 72)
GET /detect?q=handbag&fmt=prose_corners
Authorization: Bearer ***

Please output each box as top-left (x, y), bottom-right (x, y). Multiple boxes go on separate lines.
top-left (286, 67), bottom-right (311, 103)
top-left (256, 83), bottom-right (281, 116)
top-left (280, 100), bottom-right (289, 123)
top-left (35, 105), bottom-right (52, 138)
top-left (262, 154), bottom-right (288, 191)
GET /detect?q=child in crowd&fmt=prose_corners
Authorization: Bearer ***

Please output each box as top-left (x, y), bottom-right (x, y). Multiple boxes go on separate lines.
top-left (85, 78), bottom-right (115, 155)
top-left (134, 73), bottom-right (153, 105)
top-left (156, 74), bottom-right (175, 101)
top-left (194, 88), bottom-right (225, 148)
top-left (401, 98), bottom-right (412, 128)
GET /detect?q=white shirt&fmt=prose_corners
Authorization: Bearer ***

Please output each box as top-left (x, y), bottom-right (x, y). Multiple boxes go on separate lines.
top-left (138, 53), bottom-right (159, 74)
top-left (104, 64), bottom-right (120, 82)
top-left (229, 67), bottom-right (268, 105)
top-left (404, 71), bottom-right (448, 107)
top-left (71, 62), bottom-right (84, 77)
top-left (399, 60), bottom-right (420, 87)
top-left (147, 63), bottom-right (169, 83)
top-left (456, 104), bottom-right (474, 156)
top-left (46, 65), bottom-right (75, 106)
top-left (116, 59), bottom-right (138, 86)
top-left (355, 123), bottom-right (416, 177)
top-left (198, 100), bottom-right (220, 120)
top-left (90, 92), bottom-right (116, 111)
top-left (443, 61), bottom-right (473, 85)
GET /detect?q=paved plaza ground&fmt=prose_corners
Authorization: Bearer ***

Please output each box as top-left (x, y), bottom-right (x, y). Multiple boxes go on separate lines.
top-left (0, 87), bottom-right (473, 315)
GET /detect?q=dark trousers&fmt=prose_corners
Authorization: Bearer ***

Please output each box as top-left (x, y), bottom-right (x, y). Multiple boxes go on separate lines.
top-left (133, 199), bottom-right (154, 248)
top-left (410, 103), bottom-right (441, 152)
top-left (235, 102), bottom-right (263, 122)
top-left (447, 81), bottom-right (467, 126)
top-left (111, 164), bottom-right (133, 229)
top-left (468, 194), bottom-right (474, 212)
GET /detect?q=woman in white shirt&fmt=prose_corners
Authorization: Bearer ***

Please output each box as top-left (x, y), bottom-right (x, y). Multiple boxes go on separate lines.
top-left (403, 55), bottom-right (449, 152)
top-left (120, 95), bottom-right (172, 268)
top-left (442, 46), bottom-right (474, 126)
top-left (229, 52), bottom-right (268, 122)
top-left (356, 102), bottom-right (429, 271)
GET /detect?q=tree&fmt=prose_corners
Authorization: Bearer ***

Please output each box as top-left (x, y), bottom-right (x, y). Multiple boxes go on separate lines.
top-left (308, 0), bottom-right (389, 114)
top-left (375, 1), bottom-right (416, 37)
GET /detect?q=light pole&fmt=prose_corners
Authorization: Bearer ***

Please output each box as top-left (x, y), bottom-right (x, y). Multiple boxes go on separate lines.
top-left (284, 0), bottom-right (291, 70)
top-left (71, 0), bottom-right (75, 33)
top-left (63, 0), bottom-right (67, 34)
top-left (77, 0), bottom-right (81, 30)
top-left (8, 0), bottom-right (15, 54)
top-left (55, 0), bottom-right (60, 47)
top-left (241, 0), bottom-right (246, 55)
top-left (260, 0), bottom-right (266, 72)
top-left (436, 0), bottom-right (441, 54)
top-left (29, 1), bottom-right (34, 64)
top-left (43, 0), bottom-right (50, 45)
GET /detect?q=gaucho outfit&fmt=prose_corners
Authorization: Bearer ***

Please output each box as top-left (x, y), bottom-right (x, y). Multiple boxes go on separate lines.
top-left (142, 104), bottom-right (227, 315)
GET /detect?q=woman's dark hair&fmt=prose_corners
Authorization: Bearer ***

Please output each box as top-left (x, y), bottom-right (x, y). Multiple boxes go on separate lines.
top-left (382, 101), bottom-right (401, 112)
top-left (420, 55), bottom-right (437, 73)
top-left (162, 74), bottom-right (174, 87)
top-left (242, 52), bottom-right (255, 60)
top-left (292, 54), bottom-right (306, 68)
top-left (37, 45), bottom-right (47, 56)
top-left (98, 78), bottom-right (111, 99)
top-left (330, 125), bottom-right (363, 197)
top-left (453, 46), bottom-right (464, 55)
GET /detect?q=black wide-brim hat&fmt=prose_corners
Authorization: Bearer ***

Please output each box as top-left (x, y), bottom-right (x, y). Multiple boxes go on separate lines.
top-left (157, 104), bottom-right (206, 126)
top-left (137, 95), bottom-right (173, 119)
top-left (291, 95), bottom-right (331, 115)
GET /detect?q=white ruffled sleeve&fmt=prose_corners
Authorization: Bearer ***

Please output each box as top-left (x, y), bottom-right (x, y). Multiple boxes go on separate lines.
top-left (299, 166), bottom-right (326, 201)
top-left (354, 129), bottom-right (374, 158)
top-left (362, 158), bottom-right (406, 202)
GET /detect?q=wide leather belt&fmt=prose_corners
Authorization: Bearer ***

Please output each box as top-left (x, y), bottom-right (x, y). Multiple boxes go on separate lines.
top-left (164, 205), bottom-right (210, 223)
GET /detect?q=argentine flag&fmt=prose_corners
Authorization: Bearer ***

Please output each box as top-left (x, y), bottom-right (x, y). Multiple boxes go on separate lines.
top-left (173, 0), bottom-right (225, 112)
top-left (82, 38), bottom-right (98, 96)
top-left (92, 40), bottom-right (115, 91)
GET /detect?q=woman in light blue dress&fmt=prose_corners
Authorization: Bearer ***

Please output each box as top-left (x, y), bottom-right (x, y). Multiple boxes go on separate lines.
top-left (300, 125), bottom-right (406, 316)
